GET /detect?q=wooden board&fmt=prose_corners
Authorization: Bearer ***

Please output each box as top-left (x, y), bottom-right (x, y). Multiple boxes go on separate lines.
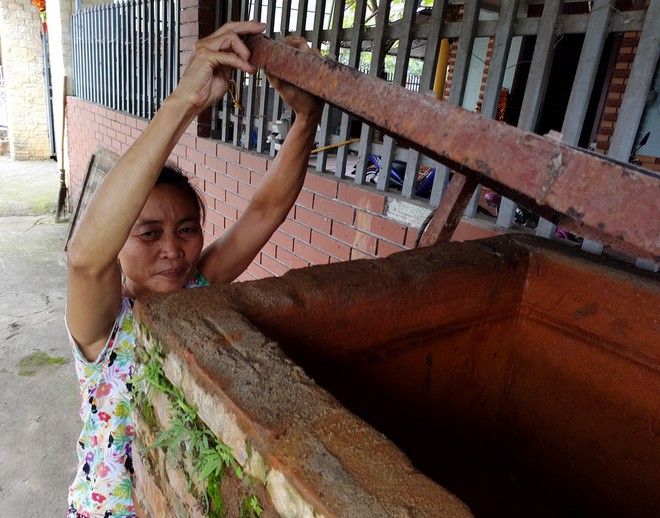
top-left (65, 147), bottom-right (119, 250)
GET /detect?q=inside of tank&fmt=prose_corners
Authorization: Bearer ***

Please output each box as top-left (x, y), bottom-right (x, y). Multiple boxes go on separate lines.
top-left (240, 240), bottom-right (659, 517)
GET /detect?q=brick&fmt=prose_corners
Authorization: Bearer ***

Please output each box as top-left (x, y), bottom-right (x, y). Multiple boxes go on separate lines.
top-left (194, 164), bottom-right (217, 183)
top-left (377, 239), bottom-right (407, 257)
top-left (214, 172), bottom-right (240, 192)
top-left (303, 172), bottom-right (339, 198)
top-left (227, 162), bottom-right (252, 183)
top-left (226, 191), bottom-right (249, 212)
top-left (197, 138), bottom-right (219, 156)
top-left (313, 196), bottom-right (355, 225)
top-left (242, 262), bottom-right (271, 280)
top-left (296, 190), bottom-right (314, 209)
top-left (179, 7), bottom-right (198, 23)
top-left (350, 249), bottom-right (376, 260)
top-left (240, 151), bottom-right (269, 172)
top-left (260, 253), bottom-right (289, 277)
top-left (205, 181), bottom-right (227, 203)
top-left (249, 170), bottom-right (265, 186)
top-left (337, 183), bottom-right (386, 214)
top-left (215, 200), bottom-right (239, 222)
top-left (238, 180), bottom-right (256, 199)
top-left (180, 22), bottom-right (200, 38)
top-left (293, 239), bottom-right (330, 265)
top-left (177, 157), bottom-right (195, 175)
top-left (270, 229), bottom-right (295, 251)
top-left (280, 219), bottom-right (312, 242)
top-left (275, 246), bottom-right (309, 269)
top-left (179, 133), bottom-right (196, 148)
top-left (332, 222), bottom-right (378, 255)
top-left (354, 211), bottom-right (407, 244)
top-left (310, 231), bottom-right (351, 261)
top-left (206, 207), bottom-right (225, 229)
top-left (205, 155), bottom-right (228, 174)
top-left (294, 206), bottom-right (331, 233)
top-left (217, 143), bottom-right (241, 164)
top-left (186, 147), bottom-right (205, 164)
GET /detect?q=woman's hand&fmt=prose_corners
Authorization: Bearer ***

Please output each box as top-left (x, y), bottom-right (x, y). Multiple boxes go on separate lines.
top-left (172, 20), bottom-right (266, 113)
top-left (265, 36), bottom-right (324, 125)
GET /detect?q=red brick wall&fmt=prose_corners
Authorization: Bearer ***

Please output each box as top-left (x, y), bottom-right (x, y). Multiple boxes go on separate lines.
top-left (592, 30), bottom-right (641, 156)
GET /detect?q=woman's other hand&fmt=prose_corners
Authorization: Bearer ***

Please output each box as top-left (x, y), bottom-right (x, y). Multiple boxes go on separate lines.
top-left (173, 20), bottom-right (266, 113)
top-left (266, 36), bottom-right (324, 125)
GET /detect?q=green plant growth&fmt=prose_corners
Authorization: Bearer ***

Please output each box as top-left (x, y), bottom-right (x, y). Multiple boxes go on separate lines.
top-left (18, 350), bottom-right (67, 376)
top-left (134, 344), bottom-right (262, 517)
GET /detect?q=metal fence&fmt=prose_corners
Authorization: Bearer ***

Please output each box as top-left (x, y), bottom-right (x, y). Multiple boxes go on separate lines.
top-left (71, 0), bottom-right (179, 119)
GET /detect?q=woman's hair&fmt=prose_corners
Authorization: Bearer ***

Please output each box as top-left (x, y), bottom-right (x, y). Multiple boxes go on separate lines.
top-left (156, 163), bottom-right (206, 222)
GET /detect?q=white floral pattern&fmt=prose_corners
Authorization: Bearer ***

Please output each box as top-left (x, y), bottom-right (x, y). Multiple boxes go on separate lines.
top-left (67, 272), bottom-right (209, 517)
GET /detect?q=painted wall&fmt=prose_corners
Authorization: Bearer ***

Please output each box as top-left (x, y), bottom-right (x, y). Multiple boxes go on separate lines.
top-left (0, 0), bottom-right (50, 160)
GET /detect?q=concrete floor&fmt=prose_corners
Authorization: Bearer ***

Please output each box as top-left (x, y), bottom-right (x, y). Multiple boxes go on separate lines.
top-left (0, 157), bottom-right (80, 515)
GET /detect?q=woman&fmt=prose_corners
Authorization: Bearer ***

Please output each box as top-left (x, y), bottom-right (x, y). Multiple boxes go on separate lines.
top-left (65, 20), bottom-right (323, 517)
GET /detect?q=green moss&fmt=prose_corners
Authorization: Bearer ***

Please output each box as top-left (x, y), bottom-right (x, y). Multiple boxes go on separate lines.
top-left (18, 350), bottom-right (67, 376)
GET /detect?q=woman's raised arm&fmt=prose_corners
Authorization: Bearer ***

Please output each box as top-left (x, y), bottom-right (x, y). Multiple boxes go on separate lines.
top-left (66, 21), bottom-right (267, 360)
top-left (198, 36), bottom-right (324, 284)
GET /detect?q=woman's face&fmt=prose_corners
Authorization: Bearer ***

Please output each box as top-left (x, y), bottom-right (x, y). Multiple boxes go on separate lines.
top-left (118, 183), bottom-right (204, 299)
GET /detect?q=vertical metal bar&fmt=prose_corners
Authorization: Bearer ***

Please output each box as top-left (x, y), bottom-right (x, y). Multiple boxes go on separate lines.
top-left (310, 0), bottom-right (325, 49)
top-left (561, 0), bottom-right (614, 146)
top-left (113, 4), bottom-right (119, 111)
top-left (71, 12), bottom-right (77, 98)
top-left (119, 2), bottom-right (126, 112)
top-left (147, 0), bottom-right (154, 118)
top-left (105, 5), bottom-right (110, 108)
top-left (296, 0), bottom-right (309, 36)
top-left (141, 0), bottom-right (147, 119)
top-left (173, 0), bottom-right (180, 90)
top-left (220, 1), bottom-right (232, 140)
top-left (255, 0), bottom-right (278, 152)
top-left (431, 0), bottom-right (482, 207)
top-left (383, 0), bottom-right (418, 198)
top-left (281, 0), bottom-right (293, 35)
top-left (154, 0), bottom-right (161, 110)
top-left (448, 0), bottom-right (482, 107)
top-left (91, 7), bottom-right (97, 104)
top-left (244, 0), bottom-right (262, 150)
top-left (315, 0), bottom-right (344, 173)
top-left (465, 0), bottom-right (519, 217)
top-left (163, 0), bottom-right (169, 100)
top-left (608, 0), bottom-right (660, 162)
top-left (497, 0), bottom-right (564, 228)
top-left (72, 11), bottom-right (80, 99)
top-left (269, 0), bottom-right (290, 155)
top-left (129, 0), bottom-right (135, 116)
top-left (335, 2), bottom-right (367, 184)
top-left (536, 0), bottom-right (614, 238)
top-left (84, 8), bottom-right (90, 101)
top-left (358, 0), bottom-right (392, 185)
top-left (101, 5), bottom-right (105, 106)
top-left (406, 0), bottom-right (449, 207)
top-left (233, 0), bottom-right (250, 147)
top-left (75, 10), bottom-right (81, 99)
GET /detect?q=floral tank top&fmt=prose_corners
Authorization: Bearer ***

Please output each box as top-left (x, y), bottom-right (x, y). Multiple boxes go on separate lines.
top-left (67, 272), bottom-right (209, 517)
